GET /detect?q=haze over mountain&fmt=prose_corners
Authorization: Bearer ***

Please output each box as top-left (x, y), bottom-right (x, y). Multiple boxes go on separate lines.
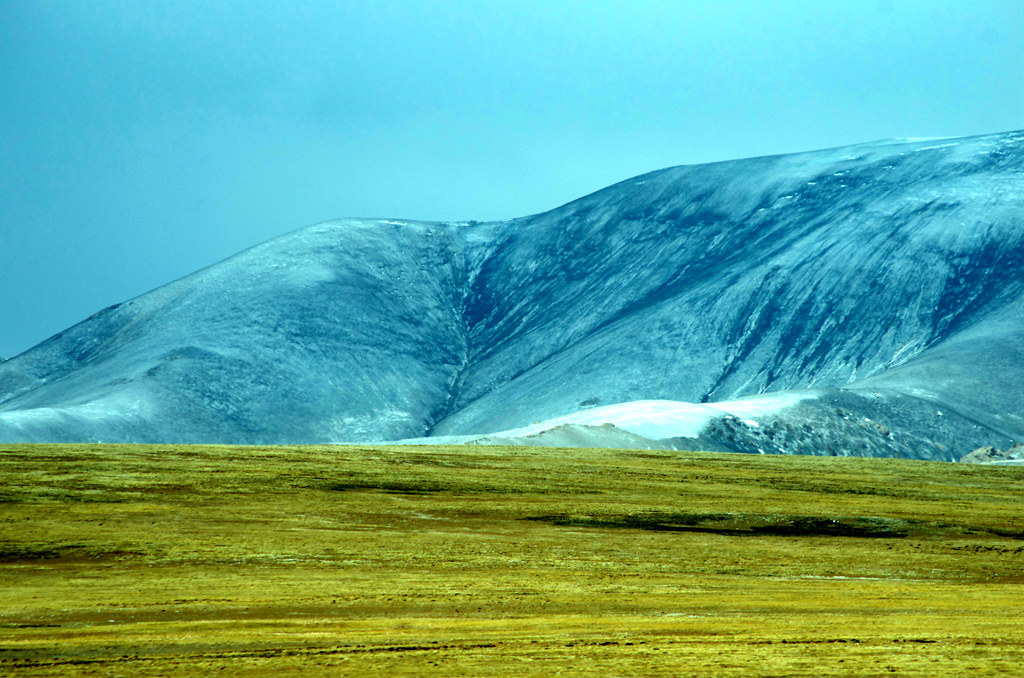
top-left (2, 130), bottom-right (1022, 460)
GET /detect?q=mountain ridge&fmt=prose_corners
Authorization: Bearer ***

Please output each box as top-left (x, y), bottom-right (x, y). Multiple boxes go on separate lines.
top-left (2, 130), bottom-right (1022, 458)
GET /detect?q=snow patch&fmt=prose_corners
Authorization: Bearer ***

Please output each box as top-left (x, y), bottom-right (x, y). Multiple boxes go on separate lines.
top-left (479, 392), bottom-right (814, 442)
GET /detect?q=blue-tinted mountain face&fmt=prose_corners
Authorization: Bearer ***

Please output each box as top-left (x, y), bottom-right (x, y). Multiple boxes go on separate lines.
top-left (2, 131), bottom-right (1022, 459)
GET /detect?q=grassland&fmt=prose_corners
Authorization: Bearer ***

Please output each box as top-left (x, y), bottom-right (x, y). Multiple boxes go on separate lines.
top-left (1, 443), bottom-right (1022, 676)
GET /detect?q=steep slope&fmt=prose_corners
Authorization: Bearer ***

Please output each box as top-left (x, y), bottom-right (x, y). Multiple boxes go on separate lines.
top-left (1, 130), bottom-right (1022, 456)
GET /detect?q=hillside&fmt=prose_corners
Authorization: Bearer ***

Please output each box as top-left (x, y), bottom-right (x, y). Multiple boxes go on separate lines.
top-left (1, 131), bottom-right (1022, 458)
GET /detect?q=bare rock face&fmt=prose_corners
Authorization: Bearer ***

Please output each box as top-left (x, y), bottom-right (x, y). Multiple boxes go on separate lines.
top-left (959, 444), bottom-right (1024, 464)
top-left (1, 130), bottom-right (1023, 459)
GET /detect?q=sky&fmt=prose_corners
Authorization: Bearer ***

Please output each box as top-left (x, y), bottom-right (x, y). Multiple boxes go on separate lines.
top-left (1, 0), bottom-right (1022, 359)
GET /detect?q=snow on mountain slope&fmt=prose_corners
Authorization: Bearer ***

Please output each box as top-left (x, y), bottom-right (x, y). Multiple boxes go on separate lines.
top-left (1, 130), bottom-right (1022, 457)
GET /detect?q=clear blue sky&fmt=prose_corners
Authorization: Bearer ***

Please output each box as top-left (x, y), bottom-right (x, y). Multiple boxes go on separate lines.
top-left (2, 0), bottom-right (1022, 359)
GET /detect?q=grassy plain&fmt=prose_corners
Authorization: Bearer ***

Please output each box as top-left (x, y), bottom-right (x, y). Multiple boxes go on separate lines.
top-left (1, 443), bottom-right (1022, 676)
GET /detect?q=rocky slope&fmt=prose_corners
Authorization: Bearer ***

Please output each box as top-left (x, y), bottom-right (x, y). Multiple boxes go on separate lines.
top-left (959, 443), bottom-right (1024, 465)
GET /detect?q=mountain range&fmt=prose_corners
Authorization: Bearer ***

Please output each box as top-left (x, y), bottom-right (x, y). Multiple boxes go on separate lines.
top-left (2, 130), bottom-right (1022, 460)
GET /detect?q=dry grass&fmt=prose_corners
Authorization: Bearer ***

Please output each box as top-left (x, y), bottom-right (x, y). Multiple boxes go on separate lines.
top-left (1, 443), bottom-right (1023, 676)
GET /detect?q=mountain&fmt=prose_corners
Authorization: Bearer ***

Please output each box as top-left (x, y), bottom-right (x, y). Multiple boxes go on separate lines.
top-left (2, 130), bottom-right (1022, 459)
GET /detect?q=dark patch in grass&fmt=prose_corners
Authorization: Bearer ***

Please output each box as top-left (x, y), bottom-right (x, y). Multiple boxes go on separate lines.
top-left (0, 544), bottom-right (140, 563)
top-left (778, 638), bottom-right (863, 644)
top-left (749, 516), bottom-right (910, 538)
top-left (718, 476), bottom-right (909, 498)
top-left (319, 478), bottom-right (585, 496)
top-left (525, 512), bottom-right (912, 538)
top-left (1, 489), bottom-right (133, 504)
top-left (0, 545), bottom-right (76, 561)
top-left (321, 478), bottom-right (533, 495)
top-left (799, 485), bottom-right (894, 497)
top-left (952, 544), bottom-right (1024, 554)
top-left (324, 480), bottom-right (451, 495)
top-left (2, 641), bottom-right (502, 669)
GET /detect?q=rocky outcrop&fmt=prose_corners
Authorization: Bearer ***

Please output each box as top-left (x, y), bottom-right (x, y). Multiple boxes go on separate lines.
top-left (959, 444), bottom-right (1024, 464)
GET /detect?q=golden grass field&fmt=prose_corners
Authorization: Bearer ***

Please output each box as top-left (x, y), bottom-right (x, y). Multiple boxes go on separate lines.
top-left (1, 442), bottom-right (1022, 676)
